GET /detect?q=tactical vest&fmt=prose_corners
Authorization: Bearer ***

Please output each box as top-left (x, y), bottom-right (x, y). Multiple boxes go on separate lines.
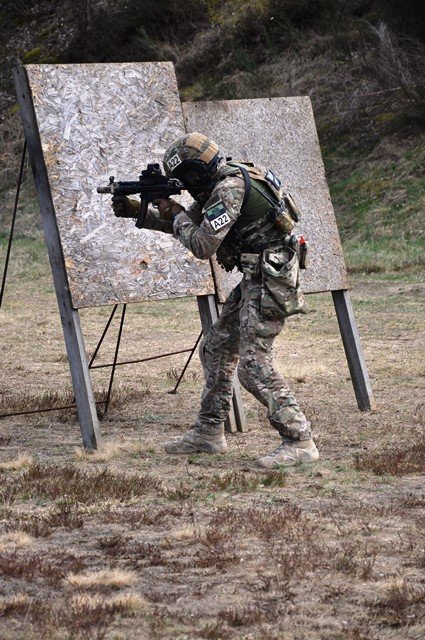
top-left (215, 162), bottom-right (300, 271)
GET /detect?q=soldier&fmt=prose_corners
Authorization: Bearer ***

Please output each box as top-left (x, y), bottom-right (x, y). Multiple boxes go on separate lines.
top-left (112, 132), bottom-right (319, 468)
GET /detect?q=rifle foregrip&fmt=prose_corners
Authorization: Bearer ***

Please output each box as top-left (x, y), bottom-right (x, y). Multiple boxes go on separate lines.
top-left (135, 199), bottom-right (149, 229)
top-left (97, 186), bottom-right (112, 194)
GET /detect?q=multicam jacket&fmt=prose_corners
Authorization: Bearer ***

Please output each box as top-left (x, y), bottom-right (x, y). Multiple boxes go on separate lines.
top-left (143, 161), bottom-right (306, 317)
top-left (174, 161), bottom-right (297, 264)
top-left (145, 161), bottom-right (298, 268)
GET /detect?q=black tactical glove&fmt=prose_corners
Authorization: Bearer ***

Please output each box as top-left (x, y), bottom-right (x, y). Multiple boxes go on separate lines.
top-left (111, 195), bottom-right (139, 218)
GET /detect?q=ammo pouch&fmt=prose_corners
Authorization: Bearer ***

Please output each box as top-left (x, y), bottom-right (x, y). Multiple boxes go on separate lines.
top-left (260, 247), bottom-right (306, 318)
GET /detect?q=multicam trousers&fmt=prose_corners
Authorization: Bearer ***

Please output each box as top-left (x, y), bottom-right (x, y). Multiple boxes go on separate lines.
top-left (195, 274), bottom-right (311, 441)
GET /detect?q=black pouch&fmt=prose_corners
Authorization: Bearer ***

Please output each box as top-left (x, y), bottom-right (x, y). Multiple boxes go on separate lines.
top-left (260, 248), bottom-right (306, 318)
top-left (287, 234), bottom-right (310, 270)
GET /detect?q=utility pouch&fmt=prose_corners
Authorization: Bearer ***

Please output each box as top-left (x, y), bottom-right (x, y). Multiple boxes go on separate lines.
top-left (260, 248), bottom-right (306, 318)
top-left (284, 192), bottom-right (302, 222)
top-left (268, 203), bottom-right (295, 234)
top-left (240, 252), bottom-right (260, 280)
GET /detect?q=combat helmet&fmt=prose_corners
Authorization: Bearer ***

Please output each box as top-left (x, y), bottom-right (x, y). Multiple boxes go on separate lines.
top-left (163, 132), bottom-right (222, 194)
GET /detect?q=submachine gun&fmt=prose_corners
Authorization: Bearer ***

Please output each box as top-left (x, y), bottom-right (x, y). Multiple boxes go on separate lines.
top-left (97, 163), bottom-right (186, 229)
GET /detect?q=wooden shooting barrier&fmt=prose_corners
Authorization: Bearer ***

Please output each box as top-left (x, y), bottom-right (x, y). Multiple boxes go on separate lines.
top-left (8, 62), bottom-right (373, 450)
top-left (183, 98), bottom-right (374, 412)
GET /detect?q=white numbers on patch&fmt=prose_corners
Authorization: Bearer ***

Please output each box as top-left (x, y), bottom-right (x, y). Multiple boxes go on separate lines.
top-left (210, 212), bottom-right (231, 231)
top-left (166, 153), bottom-right (182, 171)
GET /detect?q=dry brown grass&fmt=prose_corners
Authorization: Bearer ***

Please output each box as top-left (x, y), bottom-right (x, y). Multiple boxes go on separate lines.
top-left (164, 525), bottom-right (196, 542)
top-left (7, 462), bottom-right (157, 503)
top-left (99, 503), bottom-right (184, 528)
top-left (354, 437), bottom-right (425, 475)
top-left (74, 441), bottom-right (122, 462)
top-left (103, 591), bottom-right (147, 611)
top-left (199, 621), bottom-right (231, 640)
top-left (0, 530), bottom-right (34, 551)
top-left (125, 541), bottom-right (166, 567)
top-left (74, 439), bottom-right (145, 462)
top-left (374, 579), bottom-right (425, 626)
top-left (26, 591), bottom-right (146, 639)
top-left (0, 454), bottom-right (33, 471)
top-left (96, 533), bottom-right (129, 557)
top-left (66, 569), bottom-right (138, 590)
top-left (194, 519), bottom-right (240, 570)
top-left (0, 550), bottom-right (86, 585)
top-left (204, 504), bottom-right (307, 542)
top-left (0, 389), bottom-right (75, 416)
top-left (160, 469), bottom-right (286, 500)
top-left (0, 594), bottom-right (31, 617)
top-left (207, 470), bottom-right (265, 492)
top-left (219, 604), bottom-right (268, 627)
top-left (8, 498), bottom-right (84, 537)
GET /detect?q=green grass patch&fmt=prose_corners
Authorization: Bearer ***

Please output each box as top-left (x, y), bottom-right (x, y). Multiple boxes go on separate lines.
top-left (21, 47), bottom-right (43, 64)
top-left (326, 137), bottom-right (425, 274)
top-left (328, 138), bottom-right (424, 227)
top-left (342, 235), bottom-right (425, 274)
top-left (0, 236), bottom-right (49, 283)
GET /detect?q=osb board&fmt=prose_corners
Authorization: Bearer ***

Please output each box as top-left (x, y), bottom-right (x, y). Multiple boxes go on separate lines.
top-left (182, 97), bottom-right (348, 300)
top-left (25, 63), bottom-right (215, 308)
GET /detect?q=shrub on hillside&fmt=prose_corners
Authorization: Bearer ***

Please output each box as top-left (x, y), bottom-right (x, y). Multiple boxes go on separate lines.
top-left (65, 0), bottom-right (209, 63)
top-left (366, 23), bottom-right (425, 123)
top-left (376, 0), bottom-right (425, 43)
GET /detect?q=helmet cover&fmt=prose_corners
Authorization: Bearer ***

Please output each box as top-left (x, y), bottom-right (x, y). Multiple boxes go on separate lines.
top-left (163, 132), bottom-right (221, 193)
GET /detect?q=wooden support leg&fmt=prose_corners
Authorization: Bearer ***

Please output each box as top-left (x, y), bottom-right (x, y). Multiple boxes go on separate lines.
top-left (66, 310), bottom-right (102, 450)
top-left (332, 289), bottom-right (375, 411)
top-left (196, 294), bottom-right (247, 432)
top-left (14, 65), bottom-right (101, 450)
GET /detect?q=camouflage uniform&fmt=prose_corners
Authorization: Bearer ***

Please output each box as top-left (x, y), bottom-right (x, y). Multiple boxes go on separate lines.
top-left (151, 161), bottom-right (311, 443)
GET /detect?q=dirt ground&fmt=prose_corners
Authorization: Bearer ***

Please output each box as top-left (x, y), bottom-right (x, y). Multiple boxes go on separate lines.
top-left (0, 245), bottom-right (424, 639)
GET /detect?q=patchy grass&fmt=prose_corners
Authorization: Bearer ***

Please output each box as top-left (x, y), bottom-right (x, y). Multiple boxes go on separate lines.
top-left (354, 437), bottom-right (425, 475)
top-left (327, 136), bottom-right (425, 275)
top-left (0, 454), bottom-right (33, 471)
top-left (0, 271), bottom-right (424, 639)
top-left (25, 591), bottom-right (146, 639)
top-left (0, 531), bottom-right (34, 552)
top-left (74, 439), bottom-right (149, 462)
top-left (0, 551), bottom-right (86, 585)
top-left (374, 579), bottom-right (425, 627)
top-left (99, 504), bottom-right (184, 529)
top-left (66, 568), bottom-right (138, 590)
top-left (0, 594), bottom-right (31, 617)
top-left (8, 497), bottom-right (85, 536)
top-left (8, 463), bottom-right (157, 502)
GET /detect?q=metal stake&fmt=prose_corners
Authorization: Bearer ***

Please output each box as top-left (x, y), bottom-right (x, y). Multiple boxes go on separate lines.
top-left (103, 303), bottom-right (127, 416)
top-left (1, 141), bottom-right (27, 307)
top-left (88, 304), bottom-right (118, 368)
top-left (168, 330), bottom-right (203, 394)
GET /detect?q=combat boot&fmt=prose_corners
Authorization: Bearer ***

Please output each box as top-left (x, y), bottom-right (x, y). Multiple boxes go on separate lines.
top-left (257, 438), bottom-right (319, 469)
top-left (164, 428), bottom-right (228, 455)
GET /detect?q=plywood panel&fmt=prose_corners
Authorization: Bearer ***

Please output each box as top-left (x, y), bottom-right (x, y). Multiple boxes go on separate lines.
top-left (182, 97), bottom-right (348, 299)
top-left (26, 63), bottom-right (215, 308)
